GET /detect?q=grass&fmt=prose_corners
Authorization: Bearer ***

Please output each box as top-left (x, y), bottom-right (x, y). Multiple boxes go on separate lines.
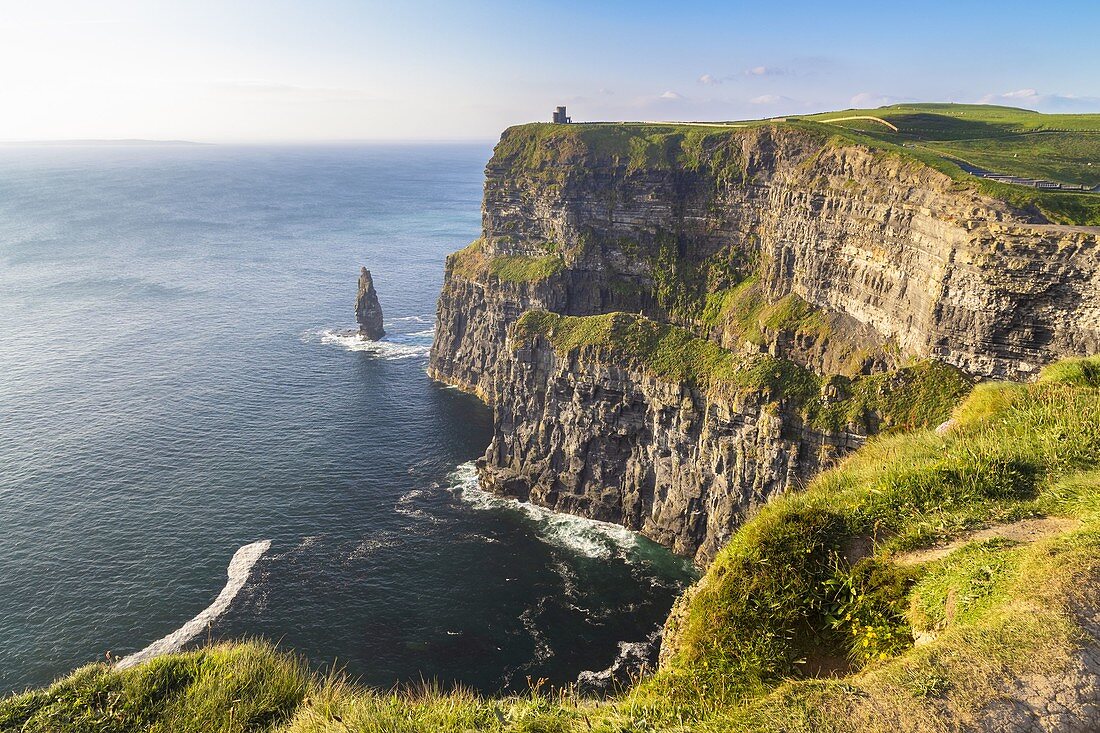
top-left (492, 122), bottom-right (753, 181)
top-left (6, 357), bottom-right (1100, 731)
top-left (632, 356), bottom-right (1100, 729)
top-left (448, 239), bottom-right (565, 284)
top-left (801, 103), bottom-right (1100, 224)
top-left (512, 310), bottom-right (971, 434)
top-left (489, 254), bottom-right (565, 283)
top-left (0, 641), bottom-right (309, 733)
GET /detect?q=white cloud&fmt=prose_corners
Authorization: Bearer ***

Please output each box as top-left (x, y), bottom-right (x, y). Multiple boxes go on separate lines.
top-left (978, 89), bottom-right (1100, 111)
top-left (660, 90), bottom-right (684, 100)
top-left (996, 88), bottom-right (1041, 101)
top-left (749, 94), bottom-right (785, 105)
top-left (745, 65), bottom-right (784, 77)
top-left (849, 92), bottom-right (903, 108)
top-left (700, 66), bottom-right (786, 86)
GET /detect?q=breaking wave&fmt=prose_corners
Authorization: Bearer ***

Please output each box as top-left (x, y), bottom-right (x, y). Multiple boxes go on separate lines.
top-left (116, 540), bottom-right (271, 669)
top-left (448, 462), bottom-right (640, 561)
top-left (316, 329), bottom-right (431, 360)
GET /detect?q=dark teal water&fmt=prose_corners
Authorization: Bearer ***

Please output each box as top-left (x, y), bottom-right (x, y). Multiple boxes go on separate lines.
top-left (0, 144), bottom-right (693, 695)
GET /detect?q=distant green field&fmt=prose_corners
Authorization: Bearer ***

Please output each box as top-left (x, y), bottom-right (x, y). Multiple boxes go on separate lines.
top-left (801, 103), bottom-right (1100, 188)
top-left (786, 104), bottom-right (1100, 224)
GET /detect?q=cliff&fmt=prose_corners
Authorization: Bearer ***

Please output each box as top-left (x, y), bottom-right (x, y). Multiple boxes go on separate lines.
top-left (429, 121), bottom-right (1100, 559)
top-left (429, 121), bottom-right (1100, 563)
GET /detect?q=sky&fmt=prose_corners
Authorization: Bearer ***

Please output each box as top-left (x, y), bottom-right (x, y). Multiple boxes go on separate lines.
top-left (2, 0), bottom-right (1098, 142)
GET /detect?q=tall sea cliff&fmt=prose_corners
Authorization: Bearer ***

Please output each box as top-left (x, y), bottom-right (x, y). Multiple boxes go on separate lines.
top-left (430, 122), bottom-right (1100, 563)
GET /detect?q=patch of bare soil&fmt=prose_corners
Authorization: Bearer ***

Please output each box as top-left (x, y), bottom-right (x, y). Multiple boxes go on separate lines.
top-left (893, 516), bottom-right (1082, 566)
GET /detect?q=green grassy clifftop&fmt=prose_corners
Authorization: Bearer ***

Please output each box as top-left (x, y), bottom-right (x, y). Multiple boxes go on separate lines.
top-left (492, 104), bottom-right (1100, 225)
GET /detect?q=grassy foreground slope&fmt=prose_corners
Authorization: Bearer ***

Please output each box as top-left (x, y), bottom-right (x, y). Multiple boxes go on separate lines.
top-left (3, 357), bottom-right (1099, 732)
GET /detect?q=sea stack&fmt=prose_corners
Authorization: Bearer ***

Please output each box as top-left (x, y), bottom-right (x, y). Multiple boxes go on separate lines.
top-left (355, 267), bottom-right (385, 340)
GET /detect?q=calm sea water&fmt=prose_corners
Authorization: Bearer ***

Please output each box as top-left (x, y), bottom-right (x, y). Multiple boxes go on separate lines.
top-left (0, 144), bottom-right (693, 695)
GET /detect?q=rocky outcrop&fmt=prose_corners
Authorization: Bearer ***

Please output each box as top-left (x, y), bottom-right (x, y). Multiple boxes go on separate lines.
top-left (356, 267), bottom-right (385, 340)
top-left (429, 122), bottom-right (1100, 561)
top-left (480, 330), bottom-right (863, 562)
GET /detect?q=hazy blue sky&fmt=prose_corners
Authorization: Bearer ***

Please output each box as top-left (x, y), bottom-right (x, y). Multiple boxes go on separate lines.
top-left (2, 0), bottom-right (1098, 142)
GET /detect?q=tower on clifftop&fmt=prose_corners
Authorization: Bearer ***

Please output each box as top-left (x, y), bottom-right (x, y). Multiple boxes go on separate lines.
top-left (552, 106), bottom-right (572, 123)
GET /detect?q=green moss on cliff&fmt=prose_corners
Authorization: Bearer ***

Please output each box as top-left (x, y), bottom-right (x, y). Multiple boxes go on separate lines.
top-left (807, 360), bottom-right (973, 434)
top-left (448, 238), bottom-right (486, 280)
top-left (491, 122), bottom-right (755, 195)
top-left (494, 109), bottom-right (1100, 225)
top-left (512, 310), bottom-right (971, 435)
top-left (489, 254), bottom-right (564, 283)
top-left (512, 310), bottom-right (819, 402)
top-left (447, 239), bottom-right (564, 284)
top-left (712, 279), bottom-right (833, 346)
top-left (647, 235), bottom-right (744, 325)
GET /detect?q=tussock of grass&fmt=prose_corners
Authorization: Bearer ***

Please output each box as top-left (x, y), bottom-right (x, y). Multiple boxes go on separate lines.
top-left (1037, 354), bottom-right (1100, 387)
top-left (0, 641), bottom-right (309, 733)
top-left (489, 254), bottom-right (564, 283)
top-left (448, 240), bottom-right (565, 284)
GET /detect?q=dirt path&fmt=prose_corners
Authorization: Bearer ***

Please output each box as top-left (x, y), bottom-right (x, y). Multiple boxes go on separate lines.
top-left (819, 115), bottom-right (899, 132)
top-left (893, 516), bottom-right (1081, 566)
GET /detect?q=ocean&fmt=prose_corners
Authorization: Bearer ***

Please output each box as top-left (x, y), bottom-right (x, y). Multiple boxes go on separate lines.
top-left (0, 143), bottom-right (694, 695)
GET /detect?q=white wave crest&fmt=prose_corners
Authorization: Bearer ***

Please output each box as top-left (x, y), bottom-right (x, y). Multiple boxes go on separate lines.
top-left (394, 488), bottom-right (446, 524)
top-left (348, 535), bottom-right (400, 560)
top-left (448, 462), bottom-right (639, 560)
top-left (117, 540), bottom-right (271, 669)
top-left (318, 329), bottom-right (430, 360)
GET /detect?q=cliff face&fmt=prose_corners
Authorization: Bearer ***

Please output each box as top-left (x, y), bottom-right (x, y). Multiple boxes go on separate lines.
top-left (429, 122), bottom-right (1100, 562)
top-left (482, 329), bottom-right (862, 560)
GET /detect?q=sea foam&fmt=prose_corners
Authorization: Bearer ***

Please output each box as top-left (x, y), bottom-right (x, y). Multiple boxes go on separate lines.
top-left (316, 327), bottom-right (432, 360)
top-left (116, 540), bottom-right (271, 669)
top-left (448, 462), bottom-right (639, 560)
